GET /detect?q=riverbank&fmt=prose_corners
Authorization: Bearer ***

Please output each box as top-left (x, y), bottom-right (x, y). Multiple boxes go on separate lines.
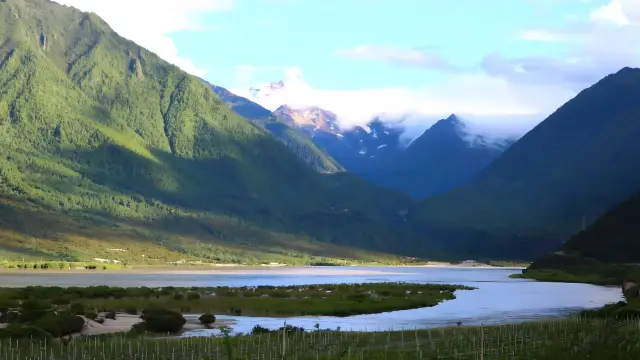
top-left (0, 262), bottom-right (526, 275)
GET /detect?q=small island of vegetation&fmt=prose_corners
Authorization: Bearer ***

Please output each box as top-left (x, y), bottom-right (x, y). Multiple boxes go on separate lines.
top-left (0, 283), bottom-right (474, 320)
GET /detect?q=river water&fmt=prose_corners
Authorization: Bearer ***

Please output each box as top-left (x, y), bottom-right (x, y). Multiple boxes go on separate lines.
top-left (0, 266), bottom-right (623, 335)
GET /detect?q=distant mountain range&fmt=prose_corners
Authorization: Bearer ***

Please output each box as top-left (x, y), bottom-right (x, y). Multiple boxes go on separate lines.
top-left (408, 67), bottom-right (640, 259)
top-left (212, 82), bottom-right (514, 198)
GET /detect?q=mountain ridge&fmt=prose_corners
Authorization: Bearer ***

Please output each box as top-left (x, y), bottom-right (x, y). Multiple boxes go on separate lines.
top-left (409, 66), bottom-right (640, 259)
top-left (0, 0), bottom-right (423, 264)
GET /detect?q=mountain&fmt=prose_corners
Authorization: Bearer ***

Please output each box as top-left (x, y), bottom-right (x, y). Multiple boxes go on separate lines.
top-left (369, 115), bottom-right (513, 199)
top-left (408, 67), bottom-right (640, 260)
top-left (206, 84), bottom-right (342, 173)
top-left (520, 193), bottom-right (640, 285)
top-left (0, 0), bottom-right (422, 264)
top-left (273, 105), bottom-right (340, 135)
top-left (558, 193), bottom-right (640, 264)
top-left (272, 106), bottom-right (511, 199)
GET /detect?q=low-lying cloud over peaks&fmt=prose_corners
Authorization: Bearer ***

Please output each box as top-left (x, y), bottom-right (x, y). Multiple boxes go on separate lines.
top-left (230, 65), bottom-right (574, 142)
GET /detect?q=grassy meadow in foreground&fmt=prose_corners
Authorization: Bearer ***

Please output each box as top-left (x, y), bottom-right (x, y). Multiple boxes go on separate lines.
top-left (0, 318), bottom-right (638, 359)
top-left (0, 283), bottom-right (474, 317)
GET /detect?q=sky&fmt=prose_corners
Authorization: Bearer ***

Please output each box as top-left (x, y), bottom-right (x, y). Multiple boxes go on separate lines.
top-left (55, 0), bottom-right (640, 139)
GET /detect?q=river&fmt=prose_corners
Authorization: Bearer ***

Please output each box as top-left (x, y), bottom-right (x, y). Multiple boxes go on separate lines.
top-left (0, 266), bottom-right (623, 335)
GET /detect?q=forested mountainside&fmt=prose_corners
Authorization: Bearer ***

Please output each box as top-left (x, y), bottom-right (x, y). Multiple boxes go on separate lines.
top-left (558, 193), bottom-right (640, 263)
top-left (207, 84), bottom-right (342, 173)
top-left (0, 0), bottom-right (423, 264)
top-left (521, 193), bottom-right (640, 285)
top-left (409, 67), bottom-right (640, 260)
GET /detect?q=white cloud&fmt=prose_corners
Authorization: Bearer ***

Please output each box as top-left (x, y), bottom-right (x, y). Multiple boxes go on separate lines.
top-left (230, 66), bottom-right (574, 141)
top-left (590, 0), bottom-right (630, 26)
top-left (229, 0), bottom-right (640, 142)
top-left (53, 0), bottom-right (234, 77)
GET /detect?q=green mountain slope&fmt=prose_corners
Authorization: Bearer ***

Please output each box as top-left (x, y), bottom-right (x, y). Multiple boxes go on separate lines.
top-left (519, 193), bottom-right (640, 285)
top-left (408, 67), bottom-right (640, 260)
top-left (0, 0), bottom-right (418, 264)
top-left (205, 83), bottom-right (342, 173)
top-left (560, 193), bottom-right (640, 263)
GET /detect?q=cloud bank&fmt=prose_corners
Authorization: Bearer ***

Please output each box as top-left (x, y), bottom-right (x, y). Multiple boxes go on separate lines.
top-left (231, 0), bottom-right (640, 142)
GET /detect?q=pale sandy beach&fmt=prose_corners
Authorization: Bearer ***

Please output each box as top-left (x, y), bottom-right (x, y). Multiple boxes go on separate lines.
top-left (81, 313), bottom-right (235, 336)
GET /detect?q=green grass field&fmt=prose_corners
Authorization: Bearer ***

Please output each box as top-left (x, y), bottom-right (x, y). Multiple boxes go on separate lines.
top-left (1, 318), bottom-right (637, 359)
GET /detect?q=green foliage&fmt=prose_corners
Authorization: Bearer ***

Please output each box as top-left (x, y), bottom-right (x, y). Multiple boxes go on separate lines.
top-left (198, 313), bottom-right (215, 326)
top-left (0, 0), bottom-right (421, 264)
top-left (562, 193), bottom-right (640, 263)
top-left (0, 283), bottom-right (474, 317)
top-left (34, 312), bottom-right (85, 337)
top-left (140, 308), bottom-right (186, 333)
top-left (69, 302), bottom-right (85, 315)
top-left (2, 318), bottom-right (640, 358)
top-left (0, 324), bottom-right (51, 341)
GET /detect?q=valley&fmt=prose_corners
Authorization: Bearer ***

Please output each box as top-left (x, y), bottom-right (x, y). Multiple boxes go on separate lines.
top-left (1, 0), bottom-right (640, 358)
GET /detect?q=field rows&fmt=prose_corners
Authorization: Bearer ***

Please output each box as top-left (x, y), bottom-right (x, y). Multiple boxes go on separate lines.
top-left (1, 318), bottom-right (638, 359)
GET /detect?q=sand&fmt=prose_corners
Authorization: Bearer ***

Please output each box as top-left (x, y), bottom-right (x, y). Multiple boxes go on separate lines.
top-left (80, 313), bottom-right (235, 336)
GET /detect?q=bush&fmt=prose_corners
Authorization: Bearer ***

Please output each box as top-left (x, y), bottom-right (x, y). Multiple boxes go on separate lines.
top-left (199, 313), bottom-right (216, 325)
top-left (85, 312), bottom-right (98, 321)
top-left (17, 309), bottom-right (53, 323)
top-left (129, 322), bottom-right (146, 335)
top-left (52, 298), bottom-right (71, 306)
top-left (125, 307), bottom-right (137, 315)
top-left (172, 293), bottom-right (184, 300)
top-left (20, 300), bottom-right (50, 311)
top-left (0, 325), bottom-right (52, 340)
top-left (186, 292), bottom-right (201, 300)
top-left (105, 311), bottom-right (117, 320)
top-left (35, 313), bottom-right (85, 337)
top-left (251, 324), bottom-right (271, 334)
top-left (69, 302), bottom-right (85, 315)
top-left (141, 309), bottom-right (186, 333)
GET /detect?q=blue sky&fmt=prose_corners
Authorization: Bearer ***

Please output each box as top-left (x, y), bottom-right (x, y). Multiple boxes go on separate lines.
top-left (57, 0), bottom-right (640, 137)
top-left (173, 0), bottom-right (601, 89)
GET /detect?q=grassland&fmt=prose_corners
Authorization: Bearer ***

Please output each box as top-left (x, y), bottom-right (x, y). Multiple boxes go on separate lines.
top-left (0, 318), bottom-right (637, 359)
top-left (0, 283), bottom-right (474, 317)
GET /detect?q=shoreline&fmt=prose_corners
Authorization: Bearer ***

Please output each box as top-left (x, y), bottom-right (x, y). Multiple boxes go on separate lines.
top-left (0, 264), bottom-right (525, 276)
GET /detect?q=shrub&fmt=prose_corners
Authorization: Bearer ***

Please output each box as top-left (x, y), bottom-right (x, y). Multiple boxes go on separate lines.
top-left (20, 299), bottom-right (50, 311)
top-left (52, 298), bottom-right (71, 306)
top-left (251, 324), bottom-right (271, 334)
top-left (186, 292), bottom-right (201, 300)
top-left (69, 302), bottom-right (85, 315)
top-left (105, 311), bottom-right (117, 320)
top-left (198, 313), bottom-right (216, 326)
top-left (35, 313), bottom-right (85, 337)
top-left (129, 322), bottom-right (146, 335)
top-left (125, 307), bottom-right (137, 315)
top-left (17, 309), bottom-right (53, 323)
top-left (172, 293), bottom-right (184, 300)
top-left (95, 318), bottom-right (105, 324)
top-left (141, 308), bottom-right (186, 333)
top-left (85, 312), bottom-right (98, 321)
top-left (0, 325), bottom-right (52, 340)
